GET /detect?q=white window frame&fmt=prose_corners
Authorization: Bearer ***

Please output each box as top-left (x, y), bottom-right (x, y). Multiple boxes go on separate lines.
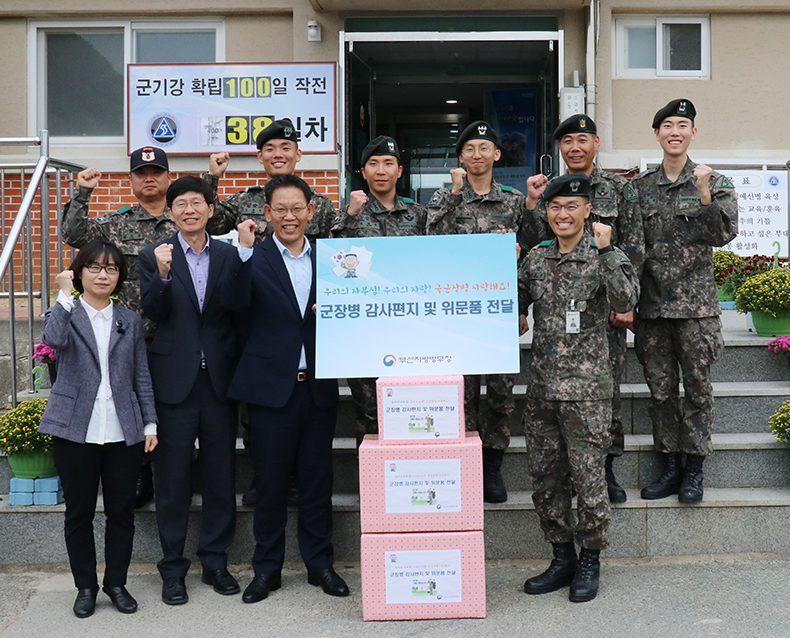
top-left (28, 19), bottom-right (226, 144)
top-left (613, 15), bottom-right (710, 80)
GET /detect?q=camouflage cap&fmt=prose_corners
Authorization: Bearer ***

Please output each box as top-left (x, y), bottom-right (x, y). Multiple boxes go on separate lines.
top-left (553, 113), bottom-right (597, 140)
top-left (544, 173), bottom-right (591, 201)
top-left (256, 118), bottom-right (300, 149)
top-left (455, 120), bottom-right (499, 156)
top-left (361, 135), bottom-right (400, 166)
top-left (130, 146), bottom-right (169, 172)
top-left (652, 99), bottom-right (696, 129)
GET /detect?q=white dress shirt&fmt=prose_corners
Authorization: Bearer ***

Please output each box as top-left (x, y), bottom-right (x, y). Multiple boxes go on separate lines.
top-left (57, 291), bottom-right (156, 442)
top-left (239, 234), bottom-right (311, 370)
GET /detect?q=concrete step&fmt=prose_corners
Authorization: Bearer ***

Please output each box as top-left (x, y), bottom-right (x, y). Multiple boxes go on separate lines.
top-left (3, 487), bottom-right (790, 564)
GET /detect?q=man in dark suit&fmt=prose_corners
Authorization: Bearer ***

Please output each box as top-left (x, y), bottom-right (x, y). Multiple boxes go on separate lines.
top-left (139, 176), bottom-right (241, 605)
top-left (222, 173), bottom-right (348, 603)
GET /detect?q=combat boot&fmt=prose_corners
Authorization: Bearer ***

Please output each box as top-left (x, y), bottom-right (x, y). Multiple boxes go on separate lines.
top-left (678, 454), bottom-right (704, 503)
top-left (569, 548), bottom-right (600, 603)
top-left (605, 454), bottom-right (627, 503)
top-left (640, 452), bottom-right (682, 500)
top-left (524, 542), bottom-right (577, 595)
top-left (482, 448), bottom-right (507, 503)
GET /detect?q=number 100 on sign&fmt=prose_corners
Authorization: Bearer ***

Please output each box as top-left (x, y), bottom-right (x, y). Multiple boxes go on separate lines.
top-left (224, 77), bottom-right (273, 99)
top-left (225, 116), bottom-right (275, 145)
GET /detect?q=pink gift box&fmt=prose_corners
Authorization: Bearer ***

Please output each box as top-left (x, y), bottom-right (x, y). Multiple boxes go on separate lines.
top-left (361, 530), bottom-right (486, 621)
top-left (359, 433), bottom-right (483, 533)
top-left (376, 375), bottom-right (465, 444)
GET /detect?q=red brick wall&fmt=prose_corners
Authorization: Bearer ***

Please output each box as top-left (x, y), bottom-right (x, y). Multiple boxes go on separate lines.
top-left (0, 170), bottom-right (340, 291)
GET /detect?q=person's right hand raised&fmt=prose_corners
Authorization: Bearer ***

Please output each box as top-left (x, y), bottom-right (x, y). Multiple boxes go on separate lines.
top-left (77, 168), bottom-right (102, 190)
top-left (525, 174), bottom-right (548, 210)
top-left (348, 191), bottom-right (368, 217)
top-left (237, 220), bottom-right (258, 249)
top-left (55, 270), bottom-right (74, 296)
top-left (154, 244), bottom-right (173, 279)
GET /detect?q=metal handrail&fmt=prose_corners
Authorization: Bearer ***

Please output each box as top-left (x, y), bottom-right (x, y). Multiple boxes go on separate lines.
top-left (0, 130), bottom-right (85, 407)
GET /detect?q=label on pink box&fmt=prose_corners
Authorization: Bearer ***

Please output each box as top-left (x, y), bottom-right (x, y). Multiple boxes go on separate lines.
top-left (385, 549), bottom-right (462, 604)
top-left (359, 434), bottom-right (482, 533)
top-left (377, 376), bottom-right (464, 444)
top-left (361, 531), bottom-right (485, 621)
top-left (384, 459), bottom-right (462, 513)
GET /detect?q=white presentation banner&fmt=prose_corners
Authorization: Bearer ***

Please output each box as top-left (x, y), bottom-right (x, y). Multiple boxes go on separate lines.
top-left (384, 459), bottom-right (462, 514)
top-left (127, 62), bottom-right (336, 154)
top-left (385, 550), bottom-right (463, 605)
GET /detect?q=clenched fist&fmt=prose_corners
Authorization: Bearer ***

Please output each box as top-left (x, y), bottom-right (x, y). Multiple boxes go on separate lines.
top-left (55, 270), bottom-right (74, 296)
top-left (450, 168), bottom-right (467, 194)
top-left (209, 152), bottom-right (230, 177)
top-left (592, 222), bottom-right (612, 249)
top-left (154, 243), bottom-right (174, 279)
top-left (525, 174), bottom-right (548, 210)
top-left (77, 168), bottom-right (102, 190)
top-left (347, 190), bottom-right (368, 217)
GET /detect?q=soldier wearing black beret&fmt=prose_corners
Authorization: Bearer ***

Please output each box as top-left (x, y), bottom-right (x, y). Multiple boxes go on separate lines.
top-left (331, 135), bottom-right (427, 446)
top-left (525, 113), bottom-right (644, 504)
top-left (518, 172), bottom-right (639, 602)
top-left (632, 99), bottom-right (738, 505)
top-left (427, 120), bottom-right (537, 504)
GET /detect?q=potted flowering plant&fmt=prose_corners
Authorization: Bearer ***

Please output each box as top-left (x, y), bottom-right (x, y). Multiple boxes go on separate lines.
top-left (0, 398), bottom-right (55, 478)
top-left (716, 254), bottom-right (775, 301)
top-left (735, 267), bottom-right (790, 336)
top-left (33, 341), bottom-right (57, 384)
top-left (713, 250), bottom-right (742, 301)
top-left (769, 400), bottom-right (790, 444)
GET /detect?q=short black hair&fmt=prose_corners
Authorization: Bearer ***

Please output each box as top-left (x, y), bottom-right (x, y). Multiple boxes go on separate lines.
top-left (69, 240), bottom-right (127, 295)
top-left (263, 173), bottom-right (312, 206)
top-left (166, 176), bottom-right (214, 208)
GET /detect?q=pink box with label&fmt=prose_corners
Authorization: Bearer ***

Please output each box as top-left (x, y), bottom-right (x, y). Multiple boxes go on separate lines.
top-left (376, 375), bottom-right (465, 444)
top-left (361, 530), bottom-right (486, 621)
top-left (359, 433), bottom-right (482, 533)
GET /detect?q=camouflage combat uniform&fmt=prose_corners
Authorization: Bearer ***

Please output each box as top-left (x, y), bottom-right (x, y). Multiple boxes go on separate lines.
top-left (60, 183), bottom-right (181, 340)
top-left (207, 184), bottom-right (335, 243)
top-left (331, 194), bottom-right (428, 445)
top-left (532, 167), bottom-right (645, 456)
top-left (427, 178), bottom-right (535, 451)
top-left (518, 233), bottom-right (639, 549)
top-left (631, 160), bottom-right (738, 457)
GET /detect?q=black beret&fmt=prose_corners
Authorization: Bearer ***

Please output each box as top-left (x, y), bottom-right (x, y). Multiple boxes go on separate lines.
top-left (455, 120), bottom-right (499, 156)
top-left (361, 136), bottom-right (400, 166)
top-left (652, 99), bottom-right (696, 129)
top-left (553, 114), bottom-right (597, 140)
top-left (130, 146), bottom-right (168, 172)
top-left (256, 118), bottom-right (300, 149)
top-left (544, 173), bottom-right (591, 201)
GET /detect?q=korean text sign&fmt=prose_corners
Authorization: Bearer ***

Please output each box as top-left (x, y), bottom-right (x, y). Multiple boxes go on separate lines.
top-left (315, 234), bottom-right (520, 378)
top-left (127, 62), bottom-right (336, 155)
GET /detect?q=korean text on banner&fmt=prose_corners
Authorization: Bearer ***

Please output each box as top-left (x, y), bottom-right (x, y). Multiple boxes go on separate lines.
top-left (127, 62), bottom-right (336, 154)
top-left (315, 234), bottom-right (520, 378)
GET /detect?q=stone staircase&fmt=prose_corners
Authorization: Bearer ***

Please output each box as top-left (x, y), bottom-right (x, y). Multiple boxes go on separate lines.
top-left (2, 310), bottom-right (790, 565)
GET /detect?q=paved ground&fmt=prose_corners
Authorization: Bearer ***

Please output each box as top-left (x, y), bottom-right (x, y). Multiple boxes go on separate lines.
top-left (1, 555), bottom-right (789, 638)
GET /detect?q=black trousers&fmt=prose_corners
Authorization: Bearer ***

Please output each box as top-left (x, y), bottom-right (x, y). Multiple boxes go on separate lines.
top-left (53, 436), bottom-right (144, 590)
top-left (248, 380), bottom-right (336, 575)
top-left (154, 368), bottom-right (237, 579)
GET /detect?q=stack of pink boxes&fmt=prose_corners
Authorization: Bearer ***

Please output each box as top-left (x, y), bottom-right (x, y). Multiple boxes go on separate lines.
top-left (359, 375), bottom-right (486, 621)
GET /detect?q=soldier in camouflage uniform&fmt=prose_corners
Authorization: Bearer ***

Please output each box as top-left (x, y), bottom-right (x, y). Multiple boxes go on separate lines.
top-left (60, 146), bottom-right (223, 508)
top-left (330, 136), bottom-right (427, 445)
top-left (524, 114), bottom-right (645, 503)
top-left (632, 99), bottom-right (738, 504)
top-left (207, 118), bottom-right (335, 243)
top-left (518, 173), bottom-right (639, 603)
top-left (427, 120), bottom-right (535, 503)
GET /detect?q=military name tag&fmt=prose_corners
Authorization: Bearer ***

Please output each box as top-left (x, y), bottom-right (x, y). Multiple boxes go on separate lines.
top-left (566, 310), bottom-right (581, 334)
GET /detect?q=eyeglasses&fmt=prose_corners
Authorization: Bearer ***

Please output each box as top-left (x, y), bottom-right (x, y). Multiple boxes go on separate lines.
top-left (269, 205), bottom-right (308, 218)
top-left (172, 198), bottom-right (209, 211)
top-left (86, 263), bottom-right (119, 274)
top-left (546, 202), bottom-right (583, 214)
top-left (461, 144), bottom-right (496, 157)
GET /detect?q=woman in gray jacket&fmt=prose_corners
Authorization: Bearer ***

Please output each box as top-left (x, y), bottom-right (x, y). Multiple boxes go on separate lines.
top-left (39, 240), bottom-right (158, 618)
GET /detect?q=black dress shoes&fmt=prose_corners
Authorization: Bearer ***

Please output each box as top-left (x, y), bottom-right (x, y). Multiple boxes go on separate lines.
top-left (162, 577), bottom-right (188, 605)
top-left (102, 585), bottom-right (138, 614)
top-left (202, 568), bottom-right (240, 595)
top-left (307, 568), bottom-right (350, 597)
top-left (73, 586), bottom-right (99, 618)
top-left (242, 573), bottom-right (282, 603)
